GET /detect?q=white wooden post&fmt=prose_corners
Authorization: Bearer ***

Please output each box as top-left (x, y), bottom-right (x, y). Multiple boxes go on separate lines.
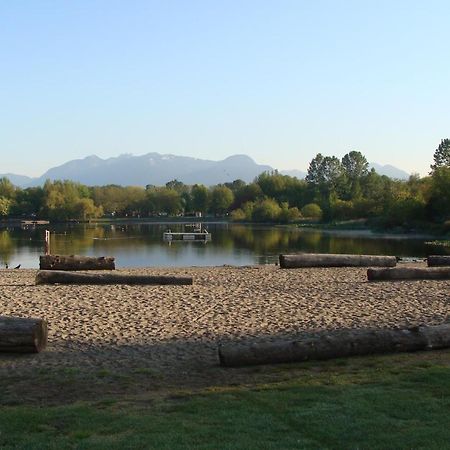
top-left (44, 230), bottom-right (50, 255)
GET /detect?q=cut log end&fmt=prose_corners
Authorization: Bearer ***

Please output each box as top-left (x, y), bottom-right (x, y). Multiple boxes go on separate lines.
top-left (33, 319), bottom-right (48, 353)
top-left (0, 316), bottom-right (48, 353)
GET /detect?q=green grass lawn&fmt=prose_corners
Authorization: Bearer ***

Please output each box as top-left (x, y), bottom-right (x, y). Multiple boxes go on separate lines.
top-left (1, 354), bottom-right (450, 449)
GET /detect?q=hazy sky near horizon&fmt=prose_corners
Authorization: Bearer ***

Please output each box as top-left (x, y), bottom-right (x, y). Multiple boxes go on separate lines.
top-left (1, 0), bottom-right (449, 177)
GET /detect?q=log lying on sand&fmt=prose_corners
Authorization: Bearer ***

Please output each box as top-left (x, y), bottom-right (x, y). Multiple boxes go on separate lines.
top-left (218, 323), bottom-right (450, 367)
top-left (40, 255), bottom-right (115, 271)
top-left (279, 253), bottom-right (397, 268)
top-left (0, 316), bottom-right (48, 353)
top-left (35, 270), bottom-right (193, 285)
top-left (427, 255), bottom-right (450, 267)
top-left (367, 267), bottom-right (450, 281)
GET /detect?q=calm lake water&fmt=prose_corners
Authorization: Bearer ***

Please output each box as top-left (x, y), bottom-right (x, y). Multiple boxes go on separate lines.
top-left (0, 222), bottom-right (447, 269)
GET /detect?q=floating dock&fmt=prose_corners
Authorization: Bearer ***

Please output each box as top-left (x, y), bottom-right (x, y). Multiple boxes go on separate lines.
top-left (163, 232), bottom-right (212, 242)
top-left (1, 219), bottom-right (50, 229)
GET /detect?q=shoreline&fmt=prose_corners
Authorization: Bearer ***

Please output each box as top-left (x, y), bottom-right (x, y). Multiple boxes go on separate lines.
top-left (2, 216), bottom-right (449, 239)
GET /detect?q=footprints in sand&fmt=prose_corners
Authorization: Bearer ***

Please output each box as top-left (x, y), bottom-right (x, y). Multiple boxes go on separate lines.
top-left (0, 265), bottom-right (448, 374)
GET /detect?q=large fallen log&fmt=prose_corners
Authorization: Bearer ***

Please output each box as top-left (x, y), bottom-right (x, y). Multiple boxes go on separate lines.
top-left (427, 255), bottom-right (450, 267)
top-left (279, 253), bottom-right (397, 268)
top-left (40, 255), bottom-right (115, 271)
top-left (35, 270), bottom-right (193, 285)
top-left (0, 316), bottom-right (48, 353)
top-left (367, 266), bottom-right (450, 281)
top-left (218, 323), bottom-right (450, 367)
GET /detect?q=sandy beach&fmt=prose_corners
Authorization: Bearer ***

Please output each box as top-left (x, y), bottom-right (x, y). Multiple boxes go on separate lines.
top-left (1, 263), bottom-right (449, 382)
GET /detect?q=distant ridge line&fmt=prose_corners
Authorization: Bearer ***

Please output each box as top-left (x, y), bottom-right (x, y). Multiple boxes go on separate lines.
top-left (1, 153), bottom-right (410, 188)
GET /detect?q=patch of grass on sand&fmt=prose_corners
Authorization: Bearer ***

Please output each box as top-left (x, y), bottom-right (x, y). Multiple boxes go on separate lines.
top-left (1, 353), bottom-right (450, 449)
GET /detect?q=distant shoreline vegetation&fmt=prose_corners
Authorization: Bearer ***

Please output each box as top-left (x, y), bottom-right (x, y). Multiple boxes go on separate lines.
top-left (0, 144), bottom-right (449, 235)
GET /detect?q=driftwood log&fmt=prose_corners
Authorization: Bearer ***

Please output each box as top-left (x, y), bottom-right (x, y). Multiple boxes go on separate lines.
top-left (427, 255), bottom-right (450, 267)
top-left (40, 255), bottom-right (115, 271)
top-left (218, 323), bottom-right (450, 367)
top-left (367, 267), bottom-right (450, 281)
top-left (0, 316), bottom-right (48, 353)
top-left (279, 253), bottom-right (397, 268)
top-left (35, 270), bottom-right (193, 285)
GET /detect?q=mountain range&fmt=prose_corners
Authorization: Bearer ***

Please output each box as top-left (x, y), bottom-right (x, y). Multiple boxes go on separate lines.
top-left (1, 153), bottom-right (410, 188)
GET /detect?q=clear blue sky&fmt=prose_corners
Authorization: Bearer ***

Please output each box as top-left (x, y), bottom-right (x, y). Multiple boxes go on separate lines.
top-left (1, 0), bottom-right (449, 177)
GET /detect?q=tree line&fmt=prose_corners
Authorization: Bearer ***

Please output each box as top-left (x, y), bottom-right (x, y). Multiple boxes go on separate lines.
top-left (0, 139), bottom-right (449, 231)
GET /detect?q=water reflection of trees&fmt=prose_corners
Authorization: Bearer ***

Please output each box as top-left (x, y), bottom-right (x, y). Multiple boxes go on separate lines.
top-left (229, 226), bottom-right (308, 254)
top-left (83, 223), bottom-right (443, 258)
top-left (0, 231), bottom-right (14, 265)
top-left (0, 227), bottom-right (47, 265)
top-left (227, 226), bottom-right (431, 257)
top-left (50, 225), bottom-right (106, 254)
top-left (0, 223), bottom-right (443, 268)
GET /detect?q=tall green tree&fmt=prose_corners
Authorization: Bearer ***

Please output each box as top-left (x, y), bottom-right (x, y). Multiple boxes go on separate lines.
top-left (306, 154), bottom-right (346, 217)
top-left (42, 180), bottom-right (98, 220)
top-left (0, 177), bottom-right (16, 200)
top-left (164, 180), bottom-right (190, 213)
top-left (283, 177), bottom-right (308, 209)
top-left (10, 187), bottom-right (45, 217)
top-left (210, 185), bottom-right (234, 215)
top-left (146, 187), bottom-right (182, 215)
top-left (305, 154), bottom-right (325, 185)
top-left (256, 171), bottom-right (287, 199)
top-left (233, 183), bottom-right (263, 209)
top-left (342, 151), bottom-right (369, 199)
top-left (73, 198), bottom-right (103, 220)
top-left (43, 180), bottom-right (77, 220)
top-left (322, 156), bottom-right (345, 188)
top-left (342, 151), bottom-right (369, 179)
top-left (430, 138), bottom-right (450, 173)
top-left (306, 154), bottom-right (345, 191)
top-left (427, 167), bottom-right (450, 221)
top-left (191, 184), bottom-right (209, 213)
